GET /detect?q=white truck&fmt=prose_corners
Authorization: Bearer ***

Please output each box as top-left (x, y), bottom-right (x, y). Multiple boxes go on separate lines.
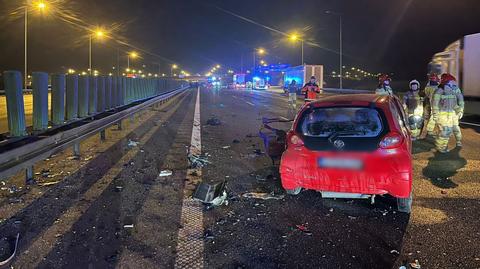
top-left (283, 65), bottom-right (324, 94)
top-left (429, 33), bottom-right (480, 114)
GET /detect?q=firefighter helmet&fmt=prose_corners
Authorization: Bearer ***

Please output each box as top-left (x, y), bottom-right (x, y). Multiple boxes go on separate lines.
top-left (440, 73), bottom-right (456, 85)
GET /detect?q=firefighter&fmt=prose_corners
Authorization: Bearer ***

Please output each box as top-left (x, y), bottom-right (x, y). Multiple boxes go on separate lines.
top-left (424, 74), bottom-right (440, 137)
top-left (301, 76), bottom-right (320, 102)
top-left (451, 80), bottom-right (465, 147)
top-left (432, 73), bottom-right (464, 153)
top-left (403, 80), bottom-right (424, 140)
top-left (375, 74), bottom-right (394, 96)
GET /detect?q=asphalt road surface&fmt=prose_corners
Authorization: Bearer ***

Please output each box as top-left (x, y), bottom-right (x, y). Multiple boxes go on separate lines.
top-left (0, 87), bottom-right (478, 268)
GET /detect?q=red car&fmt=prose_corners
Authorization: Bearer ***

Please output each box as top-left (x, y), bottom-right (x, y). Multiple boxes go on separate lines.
top-left (279, 94), bottom-right (413, 213)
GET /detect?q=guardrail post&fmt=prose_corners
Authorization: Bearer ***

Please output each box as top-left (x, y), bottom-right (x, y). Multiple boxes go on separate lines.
top-left (100, 129), bottom-right (106, 141)
top-left (32, 72), bottom-right (49, 131)
top-left (97, 76), bottom-right (106, 113)
top-left (3, 71), bottom-right (27, 137)
top-left (78, 76), bottom-right (89, 118)
top-left (51, 73), bottom-right (66, 125)
top-left (26, 165), bottom-right (34, 184)
top-left (65, 74), bottom-right (78, 121)
top-left (117, 120), bottom-right (122, 130)
top-left (73, 141), bottom-right (80, 157)
top-left (89, 75), bottom-right (97, 115)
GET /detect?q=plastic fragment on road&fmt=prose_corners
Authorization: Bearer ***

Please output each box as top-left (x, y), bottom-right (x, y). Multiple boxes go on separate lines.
top-left (222, 146), bottom-right (231, 149)
top-left (295, 224), bottom-right (312, 235)
top-left (187, 152), bottom-right (210, 168)
top-left (38, 180), bottom-right (62, 187)
top-left (193, 181), bottom-right (226, 205)
top-left (390, 249), bottom-right (400, 255)
top-left (0, 233), bottom-right (19, 266)
top-left (410, 260), bottom-right (421, 269)
top-left (127, 139), bottom-right (139, 147)
top-left (242, 192), bottom-right (284, 200)
top-left (206, 117), bottom-right (221, 126)
top-left (159, 170), bottom-right (173, 177)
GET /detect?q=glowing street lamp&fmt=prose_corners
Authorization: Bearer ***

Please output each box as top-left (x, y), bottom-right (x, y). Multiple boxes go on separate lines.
top-left (127, 51), bottom-right (138, 69)
top-left (253, 48), bottom-right (266, 74)
top-left (216, 64), bottom-right (221, 69)
top-left (89, 27), bottom-right (107, 75)
top-left (24, 0), bottom-right (49, 88)
top-left (171, 64), bottom-right (178, 76)
top-left (288, 32), bottom-right (304, 65)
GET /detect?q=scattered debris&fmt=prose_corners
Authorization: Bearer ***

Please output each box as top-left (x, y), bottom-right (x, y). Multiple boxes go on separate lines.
top-left (0, 233), bottom-right (20, 266)
top-left (390, 249), bottom-right (400, 255)
top-left (253, 149), bottom-right (263, 155)
top-left (206, 117), bottom-right (221, 126)
top-left (295, 224), bottom-right (312, 236)
top-left (115, 186), bottom-right (123, 192)
top-left (232, 139), bottom-right (240, 144)
top-left (187, 153), bottom-right (210, 168)
top-left (38, 180), bottom-right (62, 187)
top-left (193, 181), bottom-right (227, 207)
top-left (242, 192), bottom-right (284, 200)
top-left (159, 170), bottom-right (173, 177)
top-left (410, 259), bottom-right (421, 269)
top-left (40, 169), bottom-right (50, 178)
top-left (67, 156), bottom-right (80, 160)
top-left (84, 156), bottom-right (93, 161)
top-left (348, 216), bottom-right (357, 220)
top-left (441, 190), bottom-right (448, 195)
top-left (204, 230), bottom-right (215, 240)
top-left (127, 139), bottom-right (140, 147)
top-left (222, 146), bottom-right (231, 149)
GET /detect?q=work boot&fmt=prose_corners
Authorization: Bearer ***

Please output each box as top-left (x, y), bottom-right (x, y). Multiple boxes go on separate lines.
top-left (438, 147), bottom-right (450, 154)
top-left (456, 141), bottom-right (463, 147)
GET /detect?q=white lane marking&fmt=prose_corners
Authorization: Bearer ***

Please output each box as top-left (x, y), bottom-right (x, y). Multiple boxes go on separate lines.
top-left (245, 101), bottom-right (255, 106)
top-left (174, 87), bottom-right (204, 269)
top-left (460, 121), bottom-right (480, 127)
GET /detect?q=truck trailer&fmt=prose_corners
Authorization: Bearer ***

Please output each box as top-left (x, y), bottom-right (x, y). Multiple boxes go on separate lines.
top-left (429, 33), bottom-right (480, 114)
top-left (283, 65), bottom-right (324, 93)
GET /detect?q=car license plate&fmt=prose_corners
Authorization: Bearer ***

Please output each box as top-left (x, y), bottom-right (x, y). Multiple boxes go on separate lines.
top-left (318, 157), bottom-right (363, 170)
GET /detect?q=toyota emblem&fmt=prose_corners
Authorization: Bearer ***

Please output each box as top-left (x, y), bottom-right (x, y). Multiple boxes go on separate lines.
top-left (333, 139), bottom-right (345, 149)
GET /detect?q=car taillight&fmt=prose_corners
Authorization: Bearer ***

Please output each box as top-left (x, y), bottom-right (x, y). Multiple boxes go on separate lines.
top-left (290, 134), bottom-right (304, 147)
top-left (379, 132), bottom-right (403, 149)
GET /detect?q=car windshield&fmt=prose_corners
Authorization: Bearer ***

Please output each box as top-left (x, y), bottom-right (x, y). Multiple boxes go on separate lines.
top-left (299, 107), bottom-right (383, 137)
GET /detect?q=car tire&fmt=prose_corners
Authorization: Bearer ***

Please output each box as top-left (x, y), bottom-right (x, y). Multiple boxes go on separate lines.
top-left (285, 187), bottom-right (302, 195)
top-left (397, 191), bottom-right (413, 213)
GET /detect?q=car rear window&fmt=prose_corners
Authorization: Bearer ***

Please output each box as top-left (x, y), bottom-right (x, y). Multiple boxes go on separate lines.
top-left (298, 107), bottom-right (384, 137)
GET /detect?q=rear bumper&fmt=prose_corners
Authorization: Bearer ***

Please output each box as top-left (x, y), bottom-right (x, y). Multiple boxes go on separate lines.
top-left (280, 149), bottom-right (412, 198)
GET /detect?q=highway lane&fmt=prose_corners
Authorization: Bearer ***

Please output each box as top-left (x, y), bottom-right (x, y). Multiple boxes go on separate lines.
top-left (0, 87), bottom-right (478, 268)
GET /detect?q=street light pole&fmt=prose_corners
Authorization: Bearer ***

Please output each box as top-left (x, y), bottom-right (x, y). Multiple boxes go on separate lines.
top-left (127, 55), bottom-right (130, 69)
top-left (301, 40), bottom-right (304, 65)
top-left (24, 4), bottom-right (28, 88)
top-left (325, 11), bottom-right (343, 89)
top-left (89, 34), bottom-right (92, 74)
top-left (339, 15), bottom-right (343, 89)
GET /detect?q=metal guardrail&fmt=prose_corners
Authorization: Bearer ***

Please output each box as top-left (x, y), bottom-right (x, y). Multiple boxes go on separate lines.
top-left (1, 70), bottom-right (189, 181)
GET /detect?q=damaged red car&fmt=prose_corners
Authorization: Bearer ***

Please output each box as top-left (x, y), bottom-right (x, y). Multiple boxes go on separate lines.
top-left (279, 94), bottom-right (413, 213)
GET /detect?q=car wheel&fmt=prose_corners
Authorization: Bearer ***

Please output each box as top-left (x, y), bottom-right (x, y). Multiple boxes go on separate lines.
top-left (285, 187), bottom-right (302, 195)
top-left (397, 191), bottom-right (413, 213)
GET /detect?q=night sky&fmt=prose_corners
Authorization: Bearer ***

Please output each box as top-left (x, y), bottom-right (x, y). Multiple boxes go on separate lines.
top-left (0, 0), bottom-right (479, 82)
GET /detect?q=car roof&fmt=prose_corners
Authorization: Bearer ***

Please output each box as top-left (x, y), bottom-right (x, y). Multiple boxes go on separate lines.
top-left (309, 94), bottom-right (391, 107)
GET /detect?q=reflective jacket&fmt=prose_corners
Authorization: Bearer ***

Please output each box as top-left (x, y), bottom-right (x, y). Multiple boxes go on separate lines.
top-left (375, 86), bottom-right (393, 96)
top-left (424, 84), bottom-right (438, 105)
top-left (403, 91), bottom-right (424, 116)
top-left (432, 85), bottom-right (464, 115)
top-left (452, 85), bottom-right (465, 113)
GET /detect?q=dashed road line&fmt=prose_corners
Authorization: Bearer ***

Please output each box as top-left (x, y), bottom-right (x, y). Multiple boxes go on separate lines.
top-left (245, 101), bottom-right (255, 106)
top-left (174, 87), bottom-right (204, 269)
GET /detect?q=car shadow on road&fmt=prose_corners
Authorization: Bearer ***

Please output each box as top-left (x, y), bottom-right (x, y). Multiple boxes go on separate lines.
top-left (422, 147), bottom-right (467, 189)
